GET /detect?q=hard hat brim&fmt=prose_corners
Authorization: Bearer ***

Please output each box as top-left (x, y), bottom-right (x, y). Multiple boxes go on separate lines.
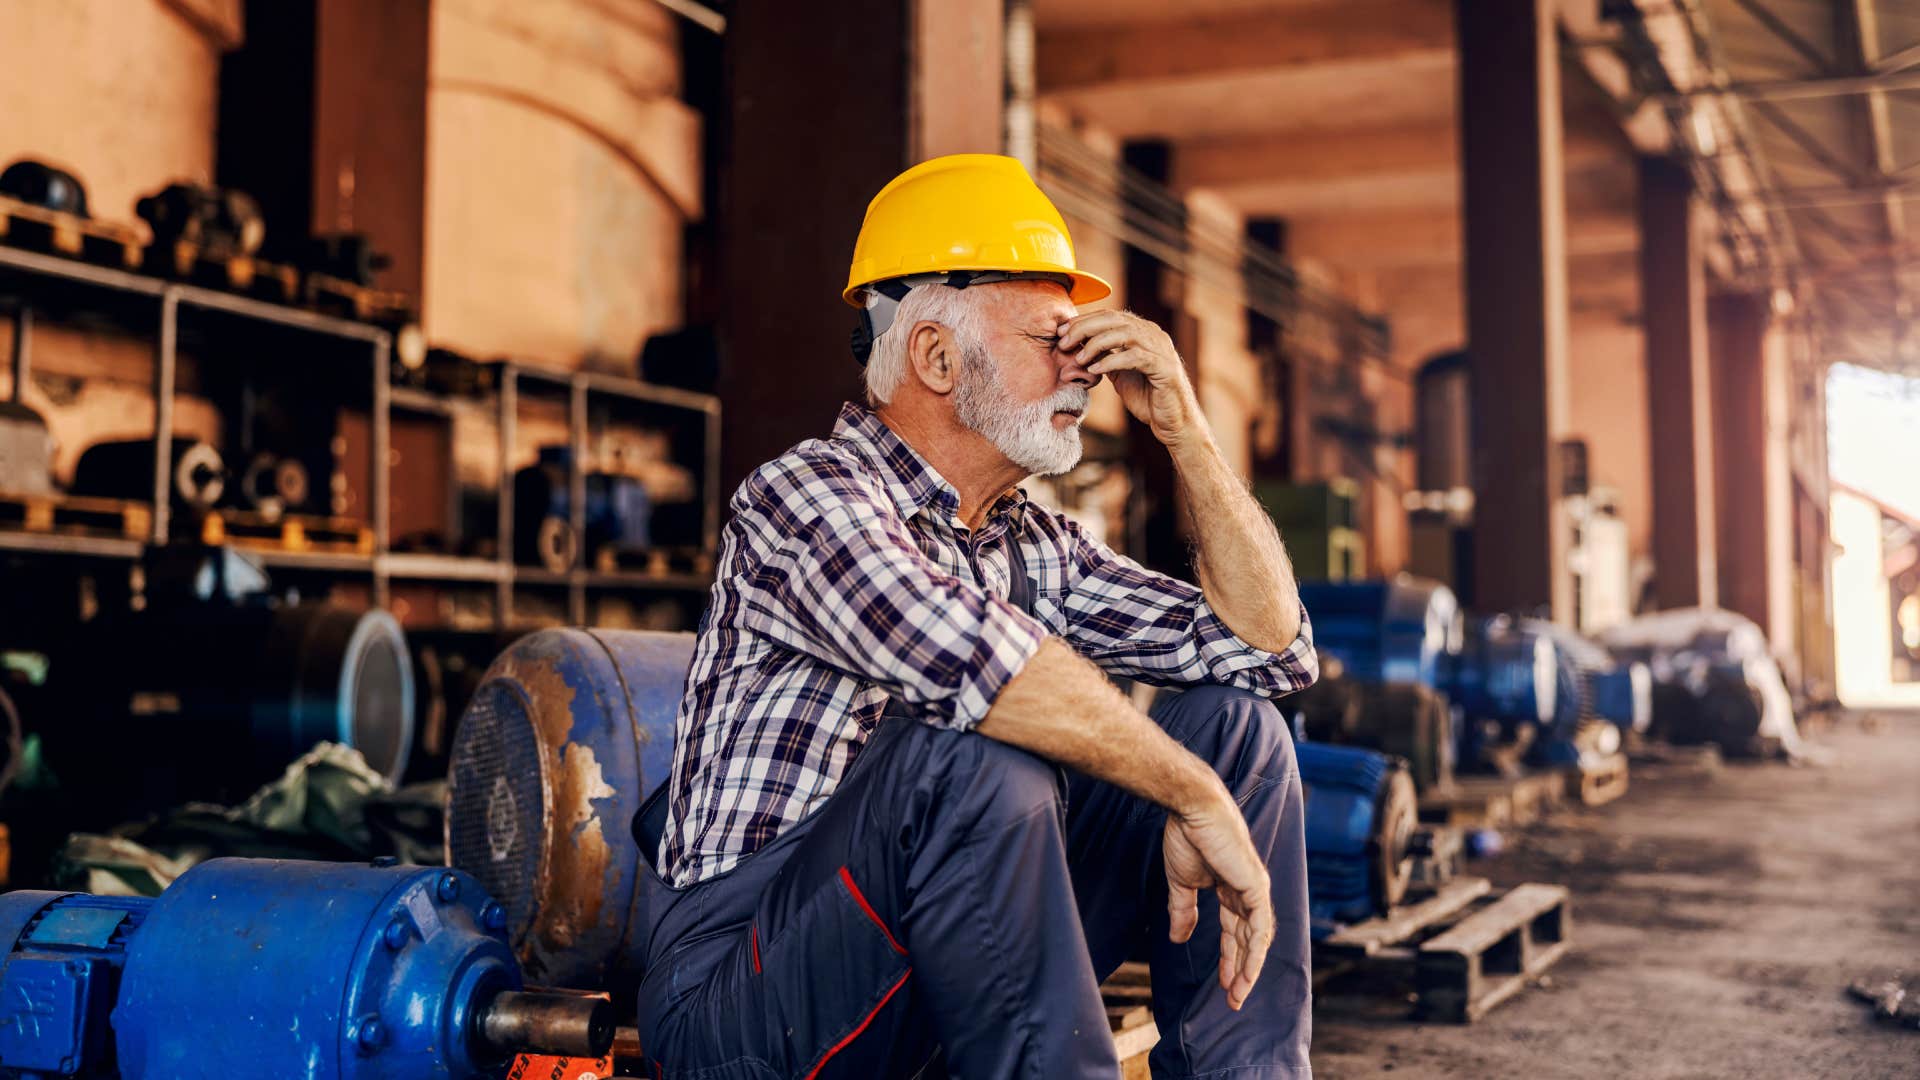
top-left (842, 267), bottom-right (1112, 308)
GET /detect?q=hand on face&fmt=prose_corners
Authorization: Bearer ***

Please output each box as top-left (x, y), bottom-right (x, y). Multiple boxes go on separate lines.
top-left (1056, 309), bottom-right (1205, 449)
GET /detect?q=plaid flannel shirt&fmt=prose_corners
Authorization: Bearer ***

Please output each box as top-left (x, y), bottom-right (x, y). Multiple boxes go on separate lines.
top-left (658, 402), bottom-right (1318, 886)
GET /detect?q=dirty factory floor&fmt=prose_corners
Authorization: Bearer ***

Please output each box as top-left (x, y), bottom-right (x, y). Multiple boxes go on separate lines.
top-left (1310, 714), bottom-right (1920, 1080)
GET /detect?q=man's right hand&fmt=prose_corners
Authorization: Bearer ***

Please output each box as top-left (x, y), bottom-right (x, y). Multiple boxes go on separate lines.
top-left (978, 638), bottom-right (1278, 1009)
top-left (1162, 786), bottom-right (1276, 1012)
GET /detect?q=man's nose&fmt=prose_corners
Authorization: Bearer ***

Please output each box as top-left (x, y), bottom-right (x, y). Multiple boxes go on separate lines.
top-left (1060, 349), bottom-right (1098, 388)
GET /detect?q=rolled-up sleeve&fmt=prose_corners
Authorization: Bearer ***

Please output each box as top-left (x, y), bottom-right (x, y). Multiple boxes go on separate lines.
top-left (1058, 519), bottom-right (1318, 697)
top-left (730, 451), bottom-right (1047, 730)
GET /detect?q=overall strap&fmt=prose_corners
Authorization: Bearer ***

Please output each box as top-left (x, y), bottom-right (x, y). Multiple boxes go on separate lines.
top-left (882, 525), bottom-right (1036, 720)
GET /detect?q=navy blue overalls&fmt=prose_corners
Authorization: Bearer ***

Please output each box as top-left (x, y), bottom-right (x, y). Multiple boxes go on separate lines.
top-left (630, 540), bottom-right (1313, 1078)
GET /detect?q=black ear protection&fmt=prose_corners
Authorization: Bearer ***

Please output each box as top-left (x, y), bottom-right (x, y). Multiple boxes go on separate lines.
top-left (849, 271), bottom-right (1072, 366)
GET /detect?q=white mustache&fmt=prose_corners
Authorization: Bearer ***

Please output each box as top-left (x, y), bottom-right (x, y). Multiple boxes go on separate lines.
top-left (1041, 387), bottom-right (1090, 415)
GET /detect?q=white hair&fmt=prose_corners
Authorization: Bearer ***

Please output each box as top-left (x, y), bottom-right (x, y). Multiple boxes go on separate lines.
top-left (863, 283), bottom-right (989, 406)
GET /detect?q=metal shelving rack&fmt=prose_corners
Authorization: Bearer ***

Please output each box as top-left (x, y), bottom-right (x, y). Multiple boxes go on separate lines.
top-left (0, 243), bottom-right (720, 630)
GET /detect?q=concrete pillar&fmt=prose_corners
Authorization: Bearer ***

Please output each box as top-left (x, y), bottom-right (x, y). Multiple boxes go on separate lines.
top-left (1710, 292), bottom-right (1796, 645)
top-left (1638, 157), bottom-right (1719, 610)
top-left (1456, 0), bottom-right (1571, 620)
top-left (218, 0), bottom-right (430, 297)
top-left (718, 0), bottom-right (1005, 493)
top-left (1244, 217), bottom-right (1291, 487)
top-left (1122, 140), bottom-right (1192, 577)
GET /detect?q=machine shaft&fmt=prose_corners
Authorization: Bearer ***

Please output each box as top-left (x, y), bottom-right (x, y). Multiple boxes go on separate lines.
top-left (477, 989), bottom-right (617, 1059)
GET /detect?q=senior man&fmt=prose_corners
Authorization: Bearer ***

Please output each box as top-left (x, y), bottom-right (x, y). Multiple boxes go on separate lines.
top-left (631, 154), bottom-right (1318, 1079)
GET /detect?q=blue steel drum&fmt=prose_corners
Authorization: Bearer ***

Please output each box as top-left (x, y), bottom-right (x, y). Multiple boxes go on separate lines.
top-left (0, 857), bottom-right (606, 1079)
top-left (1297, 578), bottom-right (1462, 687)
top-left (445, 628), bottom-right (694, 991)
top-left (1298, 741), bottom-right (1418, 936)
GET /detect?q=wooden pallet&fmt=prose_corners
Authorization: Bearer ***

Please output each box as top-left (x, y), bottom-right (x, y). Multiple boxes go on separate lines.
top-left (142, 241), bottom-right (301, 304)
top-left (201, 508), bottom-right (373, 554)
top-left (0, 490), bottom-right (149, 539)
top-left (1103, 962), bottom-right (1160, 1078)
top-left (1418, 768), bottom-right (1567, 828)
top-left (0, 194), bottom-right (142, 268)
top-left (1416, 883), bottom-right (1571, 1022)
top-left (1569, 753), bottom-right (1629, 807)
top-left (305, 271), bottom-right (414, 325)
top-left (1313, 876), bottom-right (1572, 1023)
top-left (1317, 876), bottom-right (1493, 962)
top-left (593, 544), bottom-right (716, 577)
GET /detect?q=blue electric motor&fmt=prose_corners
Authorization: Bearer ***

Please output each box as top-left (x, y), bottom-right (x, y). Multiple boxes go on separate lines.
top-left (445, 628), bottom-right (693, 991)
top-left (1526, 617), bottom-right (1652, 749)
top-left (1298, 741), bottom-right (1418, 938)
top-left (1449, 615), bottom-right (1568, 766)
top-left (0, 858), bottom-right (612, 1079)
top-left (1298, 579), bottom-right (1563, 769)
top-left (1296, 578), bottom-right (1461, 686)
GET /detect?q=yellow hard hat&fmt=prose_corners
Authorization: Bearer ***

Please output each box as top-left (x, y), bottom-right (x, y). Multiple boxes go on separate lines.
top-left (843, 154), bottom-right (1112, 308)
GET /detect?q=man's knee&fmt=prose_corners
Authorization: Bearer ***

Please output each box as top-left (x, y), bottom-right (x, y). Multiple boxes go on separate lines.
top-left (1156, 685), bottom-right (1297, 787)
top-left (961, 736), bottom-right (1068, 830)
top-left (893, 723), bottom-right (1067, 842)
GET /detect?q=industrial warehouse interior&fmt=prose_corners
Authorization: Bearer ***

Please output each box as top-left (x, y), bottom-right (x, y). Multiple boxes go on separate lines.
top-left (0, 0), bottom-right (1916, 1077)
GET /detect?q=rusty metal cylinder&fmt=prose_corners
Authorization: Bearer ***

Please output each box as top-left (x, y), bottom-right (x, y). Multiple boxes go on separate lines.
top-left (445, 628), bottom-right (694, 991)
top-left (477, 990), bottom-right (617, 1059)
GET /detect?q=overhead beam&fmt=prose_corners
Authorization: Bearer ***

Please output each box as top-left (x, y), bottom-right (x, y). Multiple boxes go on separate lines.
top-left (1844, 0), bottom-right (1907, 307)
top-left (1175, 121), bottom-right (1621, 191)
top-left (1037, 0), bottom-right (1451, 93)
top-left (1669, 66), bottom-right (1920, 102)
top-left (1286, 208), bottom-right (1636, 269)
top-left (1196, 125), bottom-right (1627, 218)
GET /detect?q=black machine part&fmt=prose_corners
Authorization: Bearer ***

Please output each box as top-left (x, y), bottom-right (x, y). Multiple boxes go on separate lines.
top-left (1291, 675), bottom-right (1455, 794)
top-left (135, 182), bottom-right (266, 256)
top-left (237, 452), bottom-right (310, 515)
top-left (1352, 683), bottom-right (1455, 794)
top-left (475, 989), bottom-right (616, 1060)
top-left (71, 438), bottom-right (226, 510)
top-left (303, 232), bottom-right (391, 287)
top-left (0, 159), bottom-right (90, 217)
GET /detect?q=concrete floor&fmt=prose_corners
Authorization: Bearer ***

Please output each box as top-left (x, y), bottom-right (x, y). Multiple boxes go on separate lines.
top-left (1310, 716), bottom-right (1920, 1080)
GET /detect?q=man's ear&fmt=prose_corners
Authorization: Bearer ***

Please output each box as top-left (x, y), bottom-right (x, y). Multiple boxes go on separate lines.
top-left (906, 320), bottom-right (959, 395)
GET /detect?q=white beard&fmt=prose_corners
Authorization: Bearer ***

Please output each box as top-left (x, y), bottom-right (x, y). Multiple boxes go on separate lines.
top-left (953, 342), bottom-right (1089, 477)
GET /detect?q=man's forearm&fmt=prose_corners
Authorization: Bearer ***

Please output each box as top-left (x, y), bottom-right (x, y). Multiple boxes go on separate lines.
top-left (1168, 431), bottom-right (1302, 652)
top-left (976, 637), bottom-right (1228, 818)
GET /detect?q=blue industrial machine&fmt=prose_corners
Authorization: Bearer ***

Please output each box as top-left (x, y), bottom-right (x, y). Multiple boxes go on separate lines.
top-left (0, 858), bottom-right (613, 1078)
top-left (1524, 617), bottom-right (1652, 759)
top-left (1299, 579), bottom-right (1561, 770)
top-left (1451, 615), bottom-right (1570, 767)
top-left (1297, 740), bottom-right (1419, 937)
top-left (1300, 578), bottom-right (1655, 772)
top-left (1295, 579), bottom-right (1460, 686)
top-left (445, 628), bottom-right (692, 991)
